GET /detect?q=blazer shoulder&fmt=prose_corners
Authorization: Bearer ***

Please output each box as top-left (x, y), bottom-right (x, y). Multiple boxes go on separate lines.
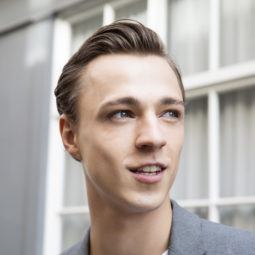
top-left (200, 218), bottom-right (255, 254)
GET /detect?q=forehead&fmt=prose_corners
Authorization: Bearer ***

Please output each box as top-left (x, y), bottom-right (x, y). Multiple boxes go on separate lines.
top-left (79, 54), bottom-right (182, 104)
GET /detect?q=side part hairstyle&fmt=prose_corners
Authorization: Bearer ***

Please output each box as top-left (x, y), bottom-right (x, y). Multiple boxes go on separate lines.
top-left (54, 19), bottom-right (185, 123)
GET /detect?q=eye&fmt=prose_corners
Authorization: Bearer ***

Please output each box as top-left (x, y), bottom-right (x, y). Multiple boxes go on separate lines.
top-left (109, 110), bottom-right (134, 120)
top-left (161, 110), bottom-right (180, 119)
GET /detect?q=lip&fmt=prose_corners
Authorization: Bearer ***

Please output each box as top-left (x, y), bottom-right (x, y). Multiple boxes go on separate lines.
top-left (127, 162), bottom-right (167, 184)
top-left (128, 162), bottom-right (167, 172)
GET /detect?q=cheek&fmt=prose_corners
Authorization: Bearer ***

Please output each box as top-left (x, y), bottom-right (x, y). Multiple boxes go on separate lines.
top-left (167, 126), bottom-right (184, 149)
top-left (80, 131), bottom-right (125, 175)
top-left (176, 129), bottom-right (184, 152)
top-left (83, 124), bottom-right (133, 156)
top-left (82, 142), bottom-right (118, 191)
top-left (166, 127), bottom-right (184, 169)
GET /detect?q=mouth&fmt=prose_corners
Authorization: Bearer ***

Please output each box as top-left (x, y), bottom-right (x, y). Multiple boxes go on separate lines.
top-left (128, 163), bottom-right (167, 184)
top-left (129, 164), bottom-right (166, 175)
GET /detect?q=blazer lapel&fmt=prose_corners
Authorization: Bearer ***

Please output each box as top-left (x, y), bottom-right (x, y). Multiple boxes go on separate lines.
top-left (168, 200), bottom-right (206, 255)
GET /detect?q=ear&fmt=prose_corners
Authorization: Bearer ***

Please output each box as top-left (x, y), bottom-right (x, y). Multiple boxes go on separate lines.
top-left (59, 114), bottom-right (82, 161)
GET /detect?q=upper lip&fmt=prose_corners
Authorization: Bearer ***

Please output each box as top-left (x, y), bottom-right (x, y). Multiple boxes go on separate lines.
top-left (128, 162), bottom-right (167, 171)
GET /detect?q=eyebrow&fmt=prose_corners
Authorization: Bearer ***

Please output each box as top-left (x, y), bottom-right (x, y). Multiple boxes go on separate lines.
top-left (160, 97), bottom-right (185, 106)
top-left (100, 96), bottom-right (185, 108)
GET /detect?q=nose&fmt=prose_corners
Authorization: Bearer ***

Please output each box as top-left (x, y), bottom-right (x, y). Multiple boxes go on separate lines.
top-left (135, 115), bottom-right (167, 151)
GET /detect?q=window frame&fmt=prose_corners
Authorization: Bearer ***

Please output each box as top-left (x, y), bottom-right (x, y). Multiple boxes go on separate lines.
top-left (43, 19), bottom-right (72, 255)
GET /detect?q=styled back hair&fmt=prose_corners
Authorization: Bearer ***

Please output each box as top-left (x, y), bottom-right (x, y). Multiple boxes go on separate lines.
top-left (55, 19), bottom-right (185, 123)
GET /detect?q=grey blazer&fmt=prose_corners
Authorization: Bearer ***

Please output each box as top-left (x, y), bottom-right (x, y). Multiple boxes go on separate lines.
top-left (61, 200), bottom-right (255, 255)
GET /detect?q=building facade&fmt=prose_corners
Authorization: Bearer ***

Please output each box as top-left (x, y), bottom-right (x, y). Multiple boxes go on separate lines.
top-left (0, 0), bottom-right (255, 255)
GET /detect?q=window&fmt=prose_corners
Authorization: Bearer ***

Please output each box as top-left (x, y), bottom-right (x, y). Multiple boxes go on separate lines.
top-left (168, 0), bottom-right (255, 74)
top-left (188, 207), bottom-right (208, 219)
top-left (220, 0), bottom-right (255, 66)
top-left (219, 204), bottom-right (255, 231)
top-left (219, 86), bottom-right (255, 197)
top-left (71, 14), bottom-right (103, 52)
top-left (63, 153), bottom-right (87, 207)
top-left (175, 84), bottom-right (255, 226)
top-left (62, 213), bottom-right (90, 251)
top-left (167, 0), bottom-right (210, 75)
top-left (172, 97), bottom-right (208, 200)
top-left (115, 0), bottom-right (147, 23)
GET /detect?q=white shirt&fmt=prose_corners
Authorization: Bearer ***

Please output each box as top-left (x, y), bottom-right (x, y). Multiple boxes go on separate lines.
top-left (162, 250), bottom-right (168, 255)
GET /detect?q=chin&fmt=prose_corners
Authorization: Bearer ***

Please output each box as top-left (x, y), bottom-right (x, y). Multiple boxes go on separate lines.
top-left (119, 192), bottom-right (169, 214)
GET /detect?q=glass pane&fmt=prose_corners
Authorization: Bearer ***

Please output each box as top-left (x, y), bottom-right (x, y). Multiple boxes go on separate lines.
top-left (167, 0), bottom-right (209, 75)
top-left (71, 14), bottom-right (103, 52)
top-left (219, 86), bottom-right (255, 197)
top-left (187, 207), bottom-right (208, 219)
top-left (115, 0), bottom-right (147, 24)
top-left (221, 0), bottom-right (255, 66)
top-left (61, 213), bottom-right (90, 251)
top-left (219, 204), bottom-right (255, 232)
top-left (172, 97), bottom-right (208, 200)
top-left (63, 152), bottom-right (87, 206)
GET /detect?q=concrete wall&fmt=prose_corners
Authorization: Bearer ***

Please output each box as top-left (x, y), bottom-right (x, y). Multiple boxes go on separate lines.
top-left (0, 18), bottom-right (53, 255)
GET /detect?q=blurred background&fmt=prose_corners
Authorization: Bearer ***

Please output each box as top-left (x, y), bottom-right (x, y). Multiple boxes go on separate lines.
top-left (0, 0), bottom-right (255, 254)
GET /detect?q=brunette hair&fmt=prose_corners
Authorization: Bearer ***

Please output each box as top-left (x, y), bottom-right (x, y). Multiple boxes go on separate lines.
top-left (54, 19), bottom-right (185, 123)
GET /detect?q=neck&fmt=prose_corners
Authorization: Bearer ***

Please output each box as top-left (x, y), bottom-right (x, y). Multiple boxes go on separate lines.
top-left (87, 187), bottom-right (172, 255)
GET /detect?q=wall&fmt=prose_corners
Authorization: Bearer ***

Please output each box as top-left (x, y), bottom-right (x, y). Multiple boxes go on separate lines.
top-left (0, 19), bottom-right (53, 255)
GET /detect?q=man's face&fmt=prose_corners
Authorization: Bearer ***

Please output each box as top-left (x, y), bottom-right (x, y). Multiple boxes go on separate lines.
top-left (74, 54), bottom-right (184, 213)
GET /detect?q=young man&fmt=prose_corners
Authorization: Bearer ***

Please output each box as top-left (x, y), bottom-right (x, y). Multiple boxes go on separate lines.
top-left (55, 20), bottom-right (255, 255)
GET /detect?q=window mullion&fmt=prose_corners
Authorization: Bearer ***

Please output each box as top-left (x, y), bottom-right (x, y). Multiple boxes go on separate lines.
top-left (43, 19), bottom-right (72, 255)
top-left (208, 90), bottom-right (220, 222)
top-left (103, 4), bottom-right (115, 25)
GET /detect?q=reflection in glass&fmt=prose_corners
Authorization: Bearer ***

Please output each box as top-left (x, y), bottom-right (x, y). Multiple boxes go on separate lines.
top-left (172, 97), bottom-right (208, 200)
top-left (167, 0), bottom-right (209, 75)
top-left (72, 14), bottom-right (103, 52)
top-left (61, 213), bottom-right (90, 251)
top-left (220, 86), bottom-right (255, 197)
top-left (115, 0), bottom-right (147, 24)
top-left (219, 205), bottom-right (255, 232)
top-left (221, 0), bottom-right (255, 66)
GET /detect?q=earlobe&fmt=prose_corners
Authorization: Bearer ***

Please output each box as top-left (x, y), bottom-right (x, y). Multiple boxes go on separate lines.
top-left (59, 114), bottom-right (82, 161)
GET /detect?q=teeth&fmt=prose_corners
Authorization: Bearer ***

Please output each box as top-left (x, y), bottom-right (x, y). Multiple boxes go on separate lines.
top-left (138, 165), bottom-right (161, 173)
top-left (142, 172), bottom-right (157, 175)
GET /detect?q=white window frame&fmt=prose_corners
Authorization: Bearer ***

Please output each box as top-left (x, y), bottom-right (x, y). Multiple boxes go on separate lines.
top-left (178, 81), bottom-right (255, 221)
top-left (43, 19), bottom-right (72, 255)
top-left (43, 1), bottom-right (255, 254)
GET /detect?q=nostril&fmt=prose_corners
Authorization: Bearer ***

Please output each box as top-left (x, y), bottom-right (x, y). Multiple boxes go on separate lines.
top-left (136, 139), bottom-right (166, 151)
top-left (137, 143), bottom-right (154, 151)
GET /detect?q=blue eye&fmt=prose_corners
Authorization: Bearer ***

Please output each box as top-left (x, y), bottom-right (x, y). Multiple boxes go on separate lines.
top-left (161, 110), bottom-right (180, 119)
top-left (110, 110), bottom-right (134, 120)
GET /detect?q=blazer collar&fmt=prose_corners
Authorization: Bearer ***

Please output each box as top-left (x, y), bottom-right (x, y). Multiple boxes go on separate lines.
top-left (168, 200), bottom-right (206, 255)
